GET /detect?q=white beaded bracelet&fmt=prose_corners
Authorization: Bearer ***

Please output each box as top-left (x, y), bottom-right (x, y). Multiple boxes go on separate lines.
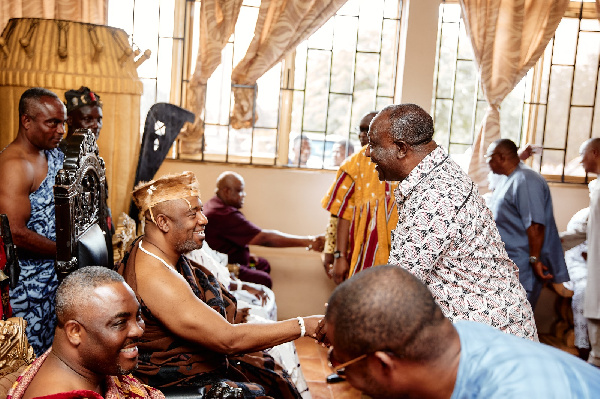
top-left (236, 280), bottom-right (243, 291)
top-left (296, 316), bottom-right (306, 337)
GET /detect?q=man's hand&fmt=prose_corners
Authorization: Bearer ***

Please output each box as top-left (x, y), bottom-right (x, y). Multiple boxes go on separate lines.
top-left (322, 253), bottom-right (334, 277)
top-left (234, 307), bottom-right (250, 324)
top-left (243, 283), bottom-right (269, 306)
top-left (332, 257), bottom-right (349, 285)
top-left (532, 261), bottom-right (553, 281)
top-left (308, 235), bottom-right (326, 252)
top-left (303, 316), bottom-right (327, 343)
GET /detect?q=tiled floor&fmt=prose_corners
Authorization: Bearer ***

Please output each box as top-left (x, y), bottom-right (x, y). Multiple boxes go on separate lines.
top-left (296, 337), bottom-right (362, 399)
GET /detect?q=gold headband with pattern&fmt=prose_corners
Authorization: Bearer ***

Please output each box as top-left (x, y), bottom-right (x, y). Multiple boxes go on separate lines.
top-left (132, 171), bottom-right (201, 223)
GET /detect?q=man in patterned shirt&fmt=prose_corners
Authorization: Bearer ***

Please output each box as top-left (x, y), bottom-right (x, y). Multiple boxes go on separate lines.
top-left (366, 103), bottom-right (538, 340)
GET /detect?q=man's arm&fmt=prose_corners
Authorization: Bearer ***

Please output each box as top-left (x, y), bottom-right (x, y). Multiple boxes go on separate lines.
top-left (332, 217), bottom-right (350, 285)
top-left (137, 260), bottom-right (324, 354)
top-left (0, 158), bottom-right (56, 255)
top-left (248, 230), bottom-right (325, 252)
top-left (526, 222), bottom-right (553, 281)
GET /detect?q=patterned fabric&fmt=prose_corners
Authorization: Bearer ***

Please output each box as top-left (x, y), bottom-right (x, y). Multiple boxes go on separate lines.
top-left (451, 321), bottom-right (600, 399)
top-left (461, 0), bottom-right (570, 188)
top-left (322, 147), bottom-right (398, 277)
top-left (230, 0), bottom-right (347, 129)
top-left (389, 146), bottom-right (538, 341)
top-left (7, 350), bottom-right (164, 399)
top-left (10, 148), bottom-right (64, 356)
top-left (117, 238), bottom-right (301, 398)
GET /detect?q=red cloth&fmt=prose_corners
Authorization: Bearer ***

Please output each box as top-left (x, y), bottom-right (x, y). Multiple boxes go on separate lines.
top-left (0, 236), bottom-right (12, 319)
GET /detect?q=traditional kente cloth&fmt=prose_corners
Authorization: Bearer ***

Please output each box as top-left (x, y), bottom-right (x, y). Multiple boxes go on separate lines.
top-left (10, 148), bottom-right (64, 355)
top-left (7, 350), bottom-right (164, 399)
top-left (389, 146), bottom-right (538, 341)
top-left (117, 237), bottom-right (301, 399)
top-left (321, 146), bottom-right (398, 277)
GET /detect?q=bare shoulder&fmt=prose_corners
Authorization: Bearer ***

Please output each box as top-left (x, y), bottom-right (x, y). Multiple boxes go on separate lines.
top-left (0, 147), bottom-right (34, 193)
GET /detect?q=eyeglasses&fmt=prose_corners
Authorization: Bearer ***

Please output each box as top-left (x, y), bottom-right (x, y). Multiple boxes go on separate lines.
top-left (327, 346), bottom-right (368, 375)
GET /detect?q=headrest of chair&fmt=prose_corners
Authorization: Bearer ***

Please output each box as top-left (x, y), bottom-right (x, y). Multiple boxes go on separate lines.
top-left (78, 224), bottom-right (109, 269)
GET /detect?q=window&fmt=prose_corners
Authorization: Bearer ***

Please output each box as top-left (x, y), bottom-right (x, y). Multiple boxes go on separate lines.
top-left (107, 0), bottom-right (186, 131)
top-left (432, 0), bottom-right (599, 183)
top-left (176, 0), bottom-right (402, 168)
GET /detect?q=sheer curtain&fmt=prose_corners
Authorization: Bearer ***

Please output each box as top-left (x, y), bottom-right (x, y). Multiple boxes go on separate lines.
top-left (0, 0), bottom-right (106, 32)
top-left (229, 0), bottom-right (348, 129)
top-left (460, 0), bottom-right (569, 189)
top-left (180, 0), bottom-right (243, 147)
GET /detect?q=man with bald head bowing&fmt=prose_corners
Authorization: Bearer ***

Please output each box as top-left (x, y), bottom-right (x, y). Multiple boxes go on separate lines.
top-left (7, 266), bottom-right (163, 399)
top-left (325, 266), bottom-right (600, 399)
top-left (204, 171), bottom-right (324, 287)
top-left (367, 103), bottom-right (537, 340)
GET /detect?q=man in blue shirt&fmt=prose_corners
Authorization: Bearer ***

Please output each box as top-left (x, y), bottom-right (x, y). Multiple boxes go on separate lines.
top-left (325, 265), bottom-right (600, 399)
top-left (486, 139), bottom-right (569, 306)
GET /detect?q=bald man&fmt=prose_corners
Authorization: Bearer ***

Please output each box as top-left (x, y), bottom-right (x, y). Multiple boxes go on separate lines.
top-left (325, 265), bottom-right (600, 399)
top-left (486, 138), bottom-right (569, 307)
top-left (7, 266), bottom-right (163, 399)
top-left (579, 138), bottom-right (600, 367)
top-left (203, 171), bottom-right (324, 287)
top-left (0, 87), bottom-right (67, 355)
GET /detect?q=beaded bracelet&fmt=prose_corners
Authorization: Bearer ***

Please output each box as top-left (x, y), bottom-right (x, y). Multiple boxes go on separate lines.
top-left (296, 316), bottom-right (306, 337)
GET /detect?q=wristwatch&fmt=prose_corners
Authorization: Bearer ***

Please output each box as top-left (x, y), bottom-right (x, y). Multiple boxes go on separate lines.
top-left (333, 250), bottom-right (342, 259)
top-left (529, 256), bottom-right (538, 264)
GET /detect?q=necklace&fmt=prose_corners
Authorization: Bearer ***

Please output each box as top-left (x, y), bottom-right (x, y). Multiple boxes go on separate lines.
top-left (139, 240), bottom-right (175, 270)
top-left (50, 351), bottom-right (97, 387)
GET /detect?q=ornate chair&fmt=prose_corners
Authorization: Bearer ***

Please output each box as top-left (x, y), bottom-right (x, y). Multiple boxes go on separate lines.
top-left (54, 129), bottom-right (111, 281)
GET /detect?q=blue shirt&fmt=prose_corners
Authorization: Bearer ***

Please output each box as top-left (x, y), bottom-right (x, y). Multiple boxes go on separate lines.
top-left (452, 321), bottom-right (600, 398)
top-left (489, 163), bottom-right (569, 291)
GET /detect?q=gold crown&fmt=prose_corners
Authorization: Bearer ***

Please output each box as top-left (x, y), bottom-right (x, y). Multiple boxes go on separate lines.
top-left (132, 171), bottom-right (201, 222)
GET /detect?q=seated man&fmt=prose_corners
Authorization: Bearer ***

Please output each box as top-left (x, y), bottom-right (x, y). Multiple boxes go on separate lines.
top-left (325, 265), bottom-right (600, 399)
top-left (0, 88), bottom-right (67, 355)
top-left (65, 86), bottom-right (103, 140)
top-left (203, 171), bottom-right (324, 287)
top-left (119, 171), bottom-right (324, 398)
top-left (7, 266), bottom-right (163, 399)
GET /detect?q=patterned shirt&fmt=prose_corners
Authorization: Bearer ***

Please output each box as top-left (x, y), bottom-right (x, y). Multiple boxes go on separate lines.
top-left (389, 146), bottom-right (538, 341)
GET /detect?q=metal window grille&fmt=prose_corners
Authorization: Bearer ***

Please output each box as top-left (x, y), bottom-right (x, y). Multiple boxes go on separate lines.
top-left (175, 0), bottom-right (403, 169)
top-left (432, 0), bottom-right (599, 183)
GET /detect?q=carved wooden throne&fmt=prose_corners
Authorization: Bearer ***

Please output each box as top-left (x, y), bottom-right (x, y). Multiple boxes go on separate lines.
top-left (54, 129), bottom-right (110, 281)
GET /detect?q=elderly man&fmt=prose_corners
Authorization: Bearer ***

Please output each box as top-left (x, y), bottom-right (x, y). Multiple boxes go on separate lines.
top-left (0, 87), bottom-right (66, 355)
top-left (367, 103), bottom-right (537, 340)
top-left (204, 171), bottom-right (324, 288)
top-left (119, 171), bottom-right (324, 397)
top-left (321, 112), bottom-right (398, 284)
top-left (7, 266), bottom-right (163, 399)
top-left (486, 138), bottom-right (569, 307)
top-left (64, 86), bottom-right (103, 140)
top-left (325, 265), bottom-right (600, 399)
top-left (579, 137), bottom-right (600, 367)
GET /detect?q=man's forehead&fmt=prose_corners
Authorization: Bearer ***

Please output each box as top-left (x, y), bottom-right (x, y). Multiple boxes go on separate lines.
top-left (35, 97), bottom-right (66, 116)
